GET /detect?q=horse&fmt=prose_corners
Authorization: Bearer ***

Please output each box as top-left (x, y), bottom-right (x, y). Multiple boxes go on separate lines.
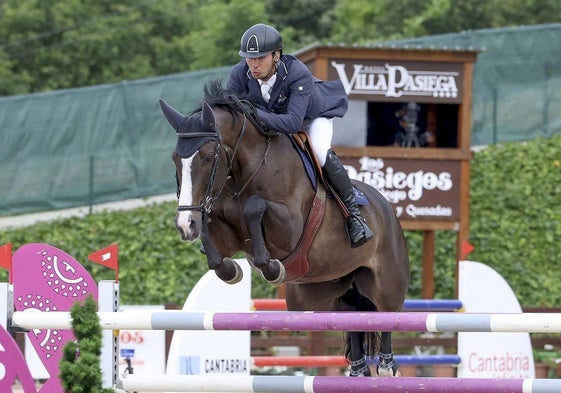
top-left (159, 80), bottom-right (410, 377)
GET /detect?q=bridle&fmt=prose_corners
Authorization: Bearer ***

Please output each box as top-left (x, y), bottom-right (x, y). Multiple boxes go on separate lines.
top-left (174, 100), bottom-right (275, 218)
top-left (175, 129), bottom-right (226, 215)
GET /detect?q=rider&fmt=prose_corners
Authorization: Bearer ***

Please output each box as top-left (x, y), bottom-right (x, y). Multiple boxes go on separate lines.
top-left (227, 23), bottom-right (373, 248)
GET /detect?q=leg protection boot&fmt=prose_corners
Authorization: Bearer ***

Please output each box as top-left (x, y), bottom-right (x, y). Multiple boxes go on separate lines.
top-left (323, 149), bottom-right (373, 248)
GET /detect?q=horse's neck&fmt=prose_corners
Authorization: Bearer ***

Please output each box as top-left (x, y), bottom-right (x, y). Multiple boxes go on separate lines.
top-left (230, 132), bottom-right (308, 196)
top-left (228, 135), bottom-right (273, 188)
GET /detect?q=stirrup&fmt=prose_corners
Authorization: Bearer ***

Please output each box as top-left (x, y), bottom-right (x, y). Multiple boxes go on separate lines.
top-left (347, 215), bottom-right (373, 248)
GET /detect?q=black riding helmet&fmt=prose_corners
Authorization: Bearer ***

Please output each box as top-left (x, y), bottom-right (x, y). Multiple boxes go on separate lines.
top-left (238, 23), bottom-right (282, 58)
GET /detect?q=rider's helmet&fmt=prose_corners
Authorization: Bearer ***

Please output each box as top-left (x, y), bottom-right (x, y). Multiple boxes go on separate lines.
top-left (238, 23), bottom-right (282, 58)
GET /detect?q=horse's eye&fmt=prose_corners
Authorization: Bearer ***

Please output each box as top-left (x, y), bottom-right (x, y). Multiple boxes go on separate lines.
top-left (204, 153), bottom-right (214, 163)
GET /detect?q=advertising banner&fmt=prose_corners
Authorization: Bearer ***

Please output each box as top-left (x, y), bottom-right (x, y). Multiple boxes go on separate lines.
top-left (343, 156), bottom-right (461, 221)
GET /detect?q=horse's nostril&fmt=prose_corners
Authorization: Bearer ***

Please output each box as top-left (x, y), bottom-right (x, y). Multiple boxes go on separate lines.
top-left (175, 212), bottom-right (199, 241)
top-left (175, 217), bottom-right (186, 234)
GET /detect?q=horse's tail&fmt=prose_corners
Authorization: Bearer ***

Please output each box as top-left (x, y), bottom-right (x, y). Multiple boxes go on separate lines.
top-left (341, 286), bottom-right (381, 360)
top-left (343, 331), bottom-right (380, 359)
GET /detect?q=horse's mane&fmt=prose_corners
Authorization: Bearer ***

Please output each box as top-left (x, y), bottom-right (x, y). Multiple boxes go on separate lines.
top-left (190, 79), bottom-right (272, 136)
top-left (190, 79), bottom-right (240, 117)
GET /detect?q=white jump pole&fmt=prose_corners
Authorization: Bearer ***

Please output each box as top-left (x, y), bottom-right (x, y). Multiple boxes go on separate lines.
top-left (115, 374), bottom-right (561, 393)
top-left (10, 310), bottom-right (561, 333)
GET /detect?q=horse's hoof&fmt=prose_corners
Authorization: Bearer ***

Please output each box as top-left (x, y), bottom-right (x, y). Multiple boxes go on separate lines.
top-left (375, 364), bottom-right (401, 377)
top-left (265, 259), bottom-right (285, 285)
top-left (216, 258), bottom-right (243, 284)
top-left (256, 259), bottom-right (285, 285)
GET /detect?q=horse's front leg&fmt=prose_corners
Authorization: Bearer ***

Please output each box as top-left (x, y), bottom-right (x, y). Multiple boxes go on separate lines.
top-left (201, 219), bottom-right (243, 284)
top-left (243, 195), bottom-right (285, 284)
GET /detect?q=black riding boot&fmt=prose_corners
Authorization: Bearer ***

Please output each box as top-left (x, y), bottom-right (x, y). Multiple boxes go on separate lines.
top-left (323, 149), bottom-right (373, 248)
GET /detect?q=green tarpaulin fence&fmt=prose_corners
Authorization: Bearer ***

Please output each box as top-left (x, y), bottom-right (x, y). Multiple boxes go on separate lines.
top-left (1, 24), bottom-right (560, 217)
top-left (385, 23), bottom-right (561, 145)
top-left (0, 67), bottom-right (230, 216)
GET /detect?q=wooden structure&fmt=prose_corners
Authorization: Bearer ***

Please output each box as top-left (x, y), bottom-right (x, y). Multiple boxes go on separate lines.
top-left (296, 44), bottom-right (479, 298)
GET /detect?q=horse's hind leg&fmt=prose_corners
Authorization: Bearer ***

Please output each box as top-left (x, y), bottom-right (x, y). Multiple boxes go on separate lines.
top-left (341, 287), bottom-right (374, 377)
top-left (347, 331), bottom-right (371, 377)
top-left (243, 195), bottom-right (285, 284)
top-left (376, 332), bottom-right (400, 377)
top-left (341, 286), bottom-right (401, 377)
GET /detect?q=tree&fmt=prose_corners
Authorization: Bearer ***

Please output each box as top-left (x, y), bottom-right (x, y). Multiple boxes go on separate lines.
top-left (186, 0), bottom-right (267, 70)
top-left (266, 0), bottom-right (337, 48)
top-left (331, 0), bottom-right (561, 43)
top-left (59, 296), bottom-right (113, 393)
top-left (0, 51), bottom-right (31, 95)
top-left (1, 0), bottom-right (561, 95)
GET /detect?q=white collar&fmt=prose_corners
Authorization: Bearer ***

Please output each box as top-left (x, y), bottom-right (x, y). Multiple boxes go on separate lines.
top-left (259, 73), bottom-right (277, 86)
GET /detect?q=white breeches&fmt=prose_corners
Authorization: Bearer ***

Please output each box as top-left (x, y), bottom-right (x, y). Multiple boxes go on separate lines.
top-left (307, 117), bottom-right (333, 167)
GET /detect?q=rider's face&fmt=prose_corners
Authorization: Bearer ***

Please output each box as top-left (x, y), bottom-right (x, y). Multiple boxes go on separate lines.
top-left (246, 53), bottom-right (276, 81)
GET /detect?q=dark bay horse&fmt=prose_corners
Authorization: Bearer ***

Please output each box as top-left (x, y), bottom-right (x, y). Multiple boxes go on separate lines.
top-left (159, 80), bottom-right (410, 377)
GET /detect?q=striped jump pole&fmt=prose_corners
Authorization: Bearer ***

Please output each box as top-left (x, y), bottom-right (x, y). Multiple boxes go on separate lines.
top-left (10, 310), bottom-right (561, 333)
top-left (115, 375), bottom-right (561, 393)
top-left (251, 298), bottom-right (464, 312)
top-left (252, 354), bottom-right (461, 368)
top-left (403, 299), bottom-right (464, 311)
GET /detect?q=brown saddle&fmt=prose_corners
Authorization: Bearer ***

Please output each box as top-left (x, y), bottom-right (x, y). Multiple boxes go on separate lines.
top-left (280, 132), bottom-right (347, 282)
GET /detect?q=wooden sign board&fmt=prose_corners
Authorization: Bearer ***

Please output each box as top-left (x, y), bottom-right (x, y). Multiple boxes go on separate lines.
top-left (297, 45), bottom-right (479, 298)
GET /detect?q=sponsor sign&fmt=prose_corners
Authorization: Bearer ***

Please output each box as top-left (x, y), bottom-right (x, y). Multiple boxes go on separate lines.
top-left (166, 262), bottom-right (251, 376)
top-left (458, 261), bottom-right (535, 378)
top-left (179, 355), bottom-right (249, 375)
top-left (118, 305), bottom-right (166, 375)
top-left (343, 156), bottom-right (461, 221)
top-left (329, 60), bottom-right (463, 103)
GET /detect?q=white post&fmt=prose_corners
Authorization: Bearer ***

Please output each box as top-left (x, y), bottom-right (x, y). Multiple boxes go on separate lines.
top-left (0, 282), bottom-right (13, 329)
top-left (99, 280), bottom-right (120, 389)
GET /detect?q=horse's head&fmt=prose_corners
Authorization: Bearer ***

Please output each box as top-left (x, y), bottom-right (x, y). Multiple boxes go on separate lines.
top-left (160, 95), bottom-right (233, 241)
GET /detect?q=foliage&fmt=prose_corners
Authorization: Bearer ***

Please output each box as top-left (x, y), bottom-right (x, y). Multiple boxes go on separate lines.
top-left (468, 136), bottom-right (561, 306)
top-left (331, 0), bottom-right (561, 43)
top-left (267, 0), bottom-right (337, 45)
top-left (534, 344), bottom-right (561, 370)
top-left (59, 296), bottom-right (113, 393)
top-left (2, 0), bottom-right (561, 95)
top-left (1, 136), bottom-right (560, 307)
top-left (0, 201), bottom-right (275, 305)
top-left (406, 135), bottom-right (561, 306)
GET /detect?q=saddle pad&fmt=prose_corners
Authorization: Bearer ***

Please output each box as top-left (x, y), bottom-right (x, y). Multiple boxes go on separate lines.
top-left (289, 137), bottom-right (368, 206)
top-left (289, 136), bottom-right (318, 191)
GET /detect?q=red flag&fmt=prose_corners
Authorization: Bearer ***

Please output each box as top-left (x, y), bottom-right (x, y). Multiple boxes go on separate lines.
top-left (0, 243), bottom-right (12, 271)
top-left (88, 243), bottom-right (118, 270)
top-left (460, 240), bottom-right (474, 260)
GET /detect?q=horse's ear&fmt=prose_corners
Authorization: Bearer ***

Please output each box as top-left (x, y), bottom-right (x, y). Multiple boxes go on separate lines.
top-left (159, 98), bottom-right (186, 131)
top-left (201, 102), bottom-right (215, 129)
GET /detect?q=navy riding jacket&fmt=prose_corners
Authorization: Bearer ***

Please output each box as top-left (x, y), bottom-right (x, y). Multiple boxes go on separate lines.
top-left (226, 54), bottom-right (348, 133)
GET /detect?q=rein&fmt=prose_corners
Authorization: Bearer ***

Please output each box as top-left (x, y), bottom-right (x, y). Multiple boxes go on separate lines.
top-left (228, 94), bottom-right (280, 138)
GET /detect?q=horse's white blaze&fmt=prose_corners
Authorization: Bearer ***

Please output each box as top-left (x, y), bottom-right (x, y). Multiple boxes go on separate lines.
top-left (176, 156), bottom-right (194, 236)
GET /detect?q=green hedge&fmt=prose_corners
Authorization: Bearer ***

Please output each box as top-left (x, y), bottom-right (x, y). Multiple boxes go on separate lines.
top-left (406, 135), bottom-right (561, 306)
top-left (1, 135), bottom-right (560, 306)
